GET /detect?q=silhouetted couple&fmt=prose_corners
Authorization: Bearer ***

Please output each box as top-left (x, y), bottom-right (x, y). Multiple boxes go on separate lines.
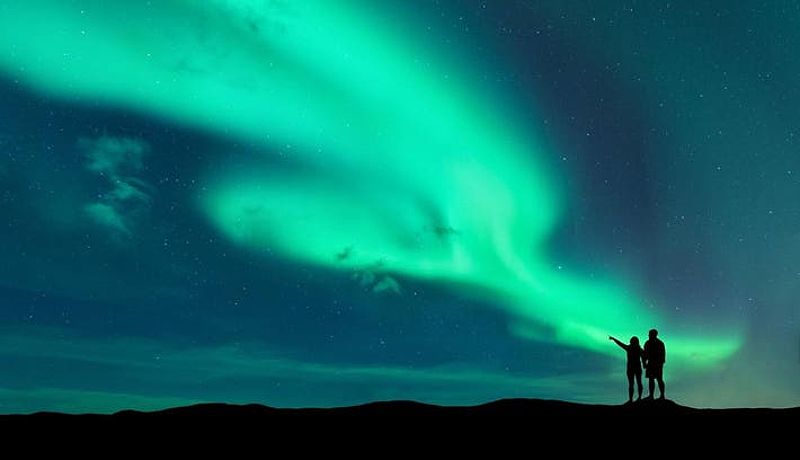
top-left (609, 329), bottom-right (666, 403)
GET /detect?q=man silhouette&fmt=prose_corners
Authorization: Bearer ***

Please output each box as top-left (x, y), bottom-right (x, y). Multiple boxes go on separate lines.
top-left (642, 328), bottom-right (666, 400)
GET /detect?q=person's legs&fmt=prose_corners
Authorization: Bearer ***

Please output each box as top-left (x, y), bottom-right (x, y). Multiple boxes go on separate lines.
top-left (657, 377), bottom-right (665, 399)
top-left (648, 378), bottom-right (655, 398)
top-left (627, 373), bottom-right (634, 402)
top-left (635, 373), bottom-right (643, 400)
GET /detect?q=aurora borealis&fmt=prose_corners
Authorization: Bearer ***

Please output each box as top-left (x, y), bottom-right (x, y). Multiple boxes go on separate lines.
top-left (0, 1), bottom-right (798, 412)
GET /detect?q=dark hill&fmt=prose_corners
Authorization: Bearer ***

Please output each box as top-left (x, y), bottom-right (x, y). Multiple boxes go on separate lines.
top-left (4, 397), bottom-right (797, 420)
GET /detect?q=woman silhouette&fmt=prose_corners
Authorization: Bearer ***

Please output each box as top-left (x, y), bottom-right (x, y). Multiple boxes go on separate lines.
top-left (609, 335), bottom-right (644, 403)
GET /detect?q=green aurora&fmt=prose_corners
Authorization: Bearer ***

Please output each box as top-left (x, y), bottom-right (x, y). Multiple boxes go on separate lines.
top-left (0, 0), bottom-right (740, 369)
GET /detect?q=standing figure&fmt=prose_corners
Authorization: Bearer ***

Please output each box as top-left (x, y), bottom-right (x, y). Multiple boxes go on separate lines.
top-left (608, 335), bottom-right (644, 402)
top-left (642, 328), bottom-right (666, 400)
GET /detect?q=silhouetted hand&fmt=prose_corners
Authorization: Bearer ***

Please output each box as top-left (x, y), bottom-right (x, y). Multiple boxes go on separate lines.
top-left (609, 336), bottom-right (613, 340)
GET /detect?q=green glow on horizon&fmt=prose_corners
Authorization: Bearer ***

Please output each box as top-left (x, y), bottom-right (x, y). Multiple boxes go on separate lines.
top-left (0, 0), bottom-right (740, 367)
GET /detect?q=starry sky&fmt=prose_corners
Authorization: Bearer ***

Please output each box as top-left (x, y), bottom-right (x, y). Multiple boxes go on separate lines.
top-left (0, 0), bottom-right (798, 413)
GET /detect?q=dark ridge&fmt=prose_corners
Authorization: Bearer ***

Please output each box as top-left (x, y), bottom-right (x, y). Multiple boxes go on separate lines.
top-left (4, 397), bottom-right (798, 420)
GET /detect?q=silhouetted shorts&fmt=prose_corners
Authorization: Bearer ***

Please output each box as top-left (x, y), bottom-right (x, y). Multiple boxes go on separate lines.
top-left (626, 366), bottom-right (642, 379)
top-left (646, 364), bottom-right (663, 379)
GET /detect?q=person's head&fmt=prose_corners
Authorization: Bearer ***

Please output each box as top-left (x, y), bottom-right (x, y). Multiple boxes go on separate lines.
top-left (649, 329), bottom-right (658, 339)
top-left (630, 336), bottom-right (639, 346)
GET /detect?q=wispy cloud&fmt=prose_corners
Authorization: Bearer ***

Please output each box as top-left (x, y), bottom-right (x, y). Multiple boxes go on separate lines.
top-left (84, 202), bottom-right (130, 235)
top-left (352, 267), bottom-right (402, 296)
top-left (80, 136), bottom-right (152, 237)
top-left (373, 275), bottom-right (401, 295)
top-left (82, 136), bottom-right (146, 175)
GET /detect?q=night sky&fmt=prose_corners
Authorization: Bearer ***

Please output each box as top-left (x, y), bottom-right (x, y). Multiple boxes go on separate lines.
top-left (0, 0), bottom-right (798, 413)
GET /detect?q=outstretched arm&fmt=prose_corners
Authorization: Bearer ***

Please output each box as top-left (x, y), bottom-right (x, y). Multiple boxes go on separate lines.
top-left (608, 336), bottom-right (629, 351)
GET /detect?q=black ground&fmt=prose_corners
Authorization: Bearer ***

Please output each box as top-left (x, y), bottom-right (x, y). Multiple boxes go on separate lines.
top-left (4, 397), bottom-right (797, 420)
